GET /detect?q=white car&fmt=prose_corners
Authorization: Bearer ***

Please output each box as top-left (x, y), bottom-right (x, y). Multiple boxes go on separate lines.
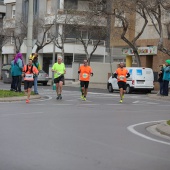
top-left (107, 67), bottom-right (154, 93)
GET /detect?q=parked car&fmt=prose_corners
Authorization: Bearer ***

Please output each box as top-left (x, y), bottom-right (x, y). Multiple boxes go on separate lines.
top-left (22, 70), bottom-right (49, 86)
top-left (107, 67), bottom-right (154, 93)
top-left (38, 70), bottom-right (49, 86)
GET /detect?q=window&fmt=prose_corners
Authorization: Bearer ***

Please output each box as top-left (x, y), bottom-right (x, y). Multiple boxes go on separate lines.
top-left (162, 11), bottom-right (170, 24)
top-left (46, 31), bottom-right (51, 42)
top-left (34, 0), bottom-right (38, 15)
top-left (12, 4), bottom-right (16, 19)
top-left (64, 0), bottom-right (78, 10)
top-left (11, 32), bottom-right (14, 45)
top-left (64, 54), bottom-right (73, 66)
top-left (46, 0), bottom-right (51, 14)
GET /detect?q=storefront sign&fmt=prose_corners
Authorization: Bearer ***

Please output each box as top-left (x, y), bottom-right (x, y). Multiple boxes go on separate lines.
top-left (122, 46), bottom-right (157, 55)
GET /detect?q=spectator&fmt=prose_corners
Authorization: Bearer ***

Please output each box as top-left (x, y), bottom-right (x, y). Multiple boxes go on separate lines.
top-left (162, 60), bottom-right (170, 96)
top-left (10, 54), bottom-right (16, 91)
top-left (158, 65), bottom-right (164, 95)
top-left (13, 53), bottom-right (24, 92)
top-left (32, 53), bottom-right (41, 95)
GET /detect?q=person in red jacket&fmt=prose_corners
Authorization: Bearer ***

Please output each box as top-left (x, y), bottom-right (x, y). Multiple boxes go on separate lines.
top-left (22, 58), bottom-right (39, 103)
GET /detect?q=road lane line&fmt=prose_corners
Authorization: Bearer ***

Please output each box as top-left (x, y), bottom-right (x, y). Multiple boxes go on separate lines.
top-left (127, 120), bottom-right (170, 146)
top-left (0, 112), bottom-right (44, 117)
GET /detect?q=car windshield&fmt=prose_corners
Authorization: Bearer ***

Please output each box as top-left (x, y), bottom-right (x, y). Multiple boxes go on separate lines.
top-left (39, 70), bottom-right (45, 73)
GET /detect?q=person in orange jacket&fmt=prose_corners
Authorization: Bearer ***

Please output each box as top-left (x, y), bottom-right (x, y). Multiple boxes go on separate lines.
top-left (113, 62), bottom-right (130, 103)
top-left (22, 58), bottom-right (39, 103)
top-left (78, 59), bottom-right (93, 101)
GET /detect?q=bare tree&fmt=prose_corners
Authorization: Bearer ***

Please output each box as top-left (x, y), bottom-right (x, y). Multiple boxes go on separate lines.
top-left (72, 6), bottom-right (107, 65)
top-left (33, 16), bottom-right (54, 53)
top-left (0, 28), bottom-right (9, 52)
top-left (103, 0), bottom-right (149, 67)
top-left (50, 9), bottom-right (77, 58)
top-left (145, 0), bottom-right (170, 55)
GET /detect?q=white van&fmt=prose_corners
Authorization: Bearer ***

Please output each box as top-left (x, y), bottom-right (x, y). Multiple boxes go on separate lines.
top-left (107, 67), bottom-right (154, 93)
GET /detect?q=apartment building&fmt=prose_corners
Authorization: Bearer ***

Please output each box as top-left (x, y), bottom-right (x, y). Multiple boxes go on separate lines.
top-left (2, 0), bottom-right (107, 79)
top-left (0, 0), bottom-right (6, 78)
top-left (0, 0), bottom-right (5, 27)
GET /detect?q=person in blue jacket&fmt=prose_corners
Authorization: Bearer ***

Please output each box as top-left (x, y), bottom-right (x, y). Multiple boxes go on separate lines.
top-left (12, 53), bottom-right (24, 92)
top-left (162, 60), bottom-right (170, 96)
top-left (10, 54), bottom-right (16, 91)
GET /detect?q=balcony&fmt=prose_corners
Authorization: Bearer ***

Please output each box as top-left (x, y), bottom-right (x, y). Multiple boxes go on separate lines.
top-left (3, 17), bottom-right (15, 29)
top-left (4, 0), bottom-right (16, 4)
top-left (45, 9), bottom-right (107, 26)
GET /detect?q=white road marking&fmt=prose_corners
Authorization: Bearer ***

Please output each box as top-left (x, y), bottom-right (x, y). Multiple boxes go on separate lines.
top-left (133, 101), bottom-right (139, 104)
top-left (127, 120), bottom-right (170, 146)
top-left (0, 112), bottom-right (44, 117)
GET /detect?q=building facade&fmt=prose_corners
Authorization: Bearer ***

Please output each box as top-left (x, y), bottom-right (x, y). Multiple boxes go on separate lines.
top-left (2, 0), bottom-right (107, 79)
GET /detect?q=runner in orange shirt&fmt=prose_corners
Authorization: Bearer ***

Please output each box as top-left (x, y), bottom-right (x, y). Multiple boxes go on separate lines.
top-left (113, 62), bottom-right (130, 103)
top-left (78, 59), bottom-right (93, 101)
top-left (22, 58), bottom-right (39, 103)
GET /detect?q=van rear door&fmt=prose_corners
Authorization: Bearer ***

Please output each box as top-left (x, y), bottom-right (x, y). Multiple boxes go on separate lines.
top-left (143, 68), bottom-right (154, 87)
top-left (134, 68), bottom-right (153, 88)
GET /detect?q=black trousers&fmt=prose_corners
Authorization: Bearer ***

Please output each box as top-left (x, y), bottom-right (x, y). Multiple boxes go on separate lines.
top-left (163, 80), bottom-right (169, 96)
top-left (10, 76), bottom-right (15, 90)
top-left (13, 75), bottom-right (22, 92)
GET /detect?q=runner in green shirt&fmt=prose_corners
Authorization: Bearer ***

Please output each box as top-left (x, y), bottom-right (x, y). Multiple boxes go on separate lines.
top-left (52, 56), bottom-right (66, 100)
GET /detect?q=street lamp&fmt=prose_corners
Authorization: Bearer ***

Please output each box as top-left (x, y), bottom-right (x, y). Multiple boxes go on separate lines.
top-left (26, 0), bottom-right (33, 64)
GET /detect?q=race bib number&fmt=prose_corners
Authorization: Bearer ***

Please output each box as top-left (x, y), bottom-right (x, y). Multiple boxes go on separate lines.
top-left (57, 72), bottom-right (62, 76)
top-left (25, 74), bottom-right (33, 80)
top-left (119, 75), bottom-right (125, 80)
top-left (82, 73), bottom-right (88, 78)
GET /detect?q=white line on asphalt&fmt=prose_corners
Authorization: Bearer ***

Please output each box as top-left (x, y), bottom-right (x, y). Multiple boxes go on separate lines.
top-left (127, 120), bottom-right (170, 146)
top-left (106, 104), bottom-right (122, 105)
top-left (133, 101), bottom-right (139, 104)
top-left (0, 112), bottom-right (44, 117)
top-left (78, 104), bottom-right (100, 106)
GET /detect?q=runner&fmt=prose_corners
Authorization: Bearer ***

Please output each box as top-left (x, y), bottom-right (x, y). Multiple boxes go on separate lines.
top-left (22, 58), bottom-right (39, 103)
top-left (113, 62), bottom-right (130, 103)
top-left (52, 56), bottom-right (66, 100)
top-left (78, 59), bottom-right (93, 101)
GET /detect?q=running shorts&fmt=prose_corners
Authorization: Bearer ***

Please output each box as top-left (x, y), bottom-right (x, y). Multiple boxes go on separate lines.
top-left (80, 81), bottom-right (89, 89)
top-left (118, 81), bottom-right (126, 90)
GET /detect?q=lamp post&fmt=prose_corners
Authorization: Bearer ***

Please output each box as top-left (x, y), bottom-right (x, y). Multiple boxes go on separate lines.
top-left (26, 0), bottom-right (33, 63)
top-left (52, 0), bottom-right (59, 84)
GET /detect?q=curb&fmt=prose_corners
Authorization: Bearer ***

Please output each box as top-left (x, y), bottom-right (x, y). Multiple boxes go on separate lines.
top-left (148, 94), bottom-right (170, 101)
top-left (156, 121), bottom-right (170, 137)
top-left (0, 95), bottom-right (41, 102)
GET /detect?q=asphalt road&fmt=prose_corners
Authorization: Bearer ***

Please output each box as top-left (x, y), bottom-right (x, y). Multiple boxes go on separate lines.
top-left (0, 83), bottom-right (170, 170)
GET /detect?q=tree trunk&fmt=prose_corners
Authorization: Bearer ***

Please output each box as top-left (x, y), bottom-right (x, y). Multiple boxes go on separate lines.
top-left (61, 47), bottom-right (65, 61)
top-left (134, 52), bottom-right (141, 67)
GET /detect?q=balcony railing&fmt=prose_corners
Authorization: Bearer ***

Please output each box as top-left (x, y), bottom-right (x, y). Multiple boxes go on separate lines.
top-left (3, 17), bottom-right (15, 29)
top-left (54, 38), bottom-right (106, 46)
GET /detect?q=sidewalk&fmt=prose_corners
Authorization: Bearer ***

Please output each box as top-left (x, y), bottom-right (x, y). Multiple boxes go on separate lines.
top-left (0, 95), bottom-right (41, 102)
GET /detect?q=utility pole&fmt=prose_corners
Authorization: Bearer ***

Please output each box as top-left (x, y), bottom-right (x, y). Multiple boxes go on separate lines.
top-left (52, 0), bottom-right (59, 84)
top-left (26, 0), bottom-right (33, 64)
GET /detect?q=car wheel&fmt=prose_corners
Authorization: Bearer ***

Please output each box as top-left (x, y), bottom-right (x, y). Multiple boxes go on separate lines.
top-left (43, 82), bottom-right (47, 86)
top-left (126, 85), bottom-right (132, 94)
top-left (146, 90), bottom-right (151, 93)
top-left (108, 83), bottom-right (113, 93)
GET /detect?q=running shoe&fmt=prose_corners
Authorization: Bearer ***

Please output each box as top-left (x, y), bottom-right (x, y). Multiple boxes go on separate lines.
top-left (83, 97), bottom-right (86, 101)
top-left (81, 95), bottom-right (84, 100)
top-left (119, 99), bottom-right (123, 103)
top-left (122, 94), bottom-right (124, 99)
top-left (59, 95), bottom-right (62, 100)
top-left (56, 96), bottom-right (60, 100)
top-left (26, 99), bottom-right (30, 103)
